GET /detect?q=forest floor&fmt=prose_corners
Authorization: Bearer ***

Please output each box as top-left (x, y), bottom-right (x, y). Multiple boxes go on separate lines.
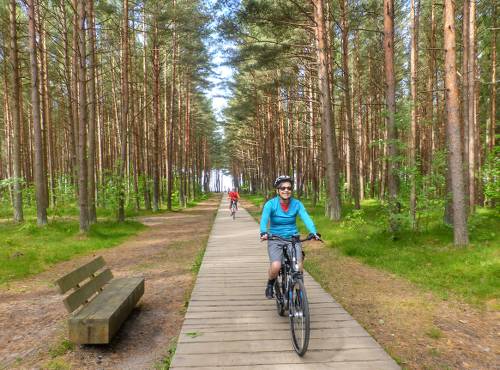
top-left (0, 195), bottom-right (219, 370)
top-left (241, 198), bottom-right (499, 370)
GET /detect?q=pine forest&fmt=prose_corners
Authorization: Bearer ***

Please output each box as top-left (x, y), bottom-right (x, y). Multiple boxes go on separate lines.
top-left (0, 0), bottom-right (498, 242)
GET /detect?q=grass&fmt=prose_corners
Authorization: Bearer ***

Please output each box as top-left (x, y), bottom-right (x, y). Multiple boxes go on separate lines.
top-left (154, 338), bottom-right (177, 370)
top-left (0, 193), bottom-right (212, 285)
top-left (0, 219), bottom-right (146, 284)
top-left (243, 194), bottom-right (500, 306)
top-left (191, 245), bottom-right (206, 274)
top-left (48, 339), bottom-right (75, 358)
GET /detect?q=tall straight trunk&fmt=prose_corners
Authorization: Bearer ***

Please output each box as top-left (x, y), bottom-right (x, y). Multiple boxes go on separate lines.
top-left (72, 0), bottom-right (79, 192)
top-left (59, 1), bottom-right (77, 183)
top-left (118, 0), bottom-right (129, 222)
top-left (443, 0), bottom-right (469, 246)
top-left (425, 0), bottom-right (436, 176)
top-left (461, 0), bottom-right (470, 209)
top-left (467, 0), bottom-right (476, 211)
top-left (383, 0), bottom-right (400, 233)
top-left (87, 0), bottom-right (97, 223)
top-left (313, 0), bottom-right (341, 220)
top-left (28, 0), bottom-right (47, 226)
top-left (76, 0), bottom-right (89, 232)
top-left (152, 18), bottom-right (160, 211)
top-left (339, 0), bottom-right (359, 209)
top-left (142, 8), bottom-right (152, 210)
top-left (38, 8), bottom-right (53, 209)
top-left (167, 0), bottom-right (177, 211)
top-left (409, 0), bottom-right (420, 229)
top-left (488, 4), bottom-right (496, 156)
top-left (9, 0), bottom-right (23, 222)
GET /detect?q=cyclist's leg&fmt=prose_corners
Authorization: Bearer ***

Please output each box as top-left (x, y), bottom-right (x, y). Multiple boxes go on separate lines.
top-left (266, 239), bottom-right (283, 298)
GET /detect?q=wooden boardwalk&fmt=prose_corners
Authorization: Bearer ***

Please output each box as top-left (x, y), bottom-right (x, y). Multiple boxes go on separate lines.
top-left (170, 198), bottom-right (400, 369)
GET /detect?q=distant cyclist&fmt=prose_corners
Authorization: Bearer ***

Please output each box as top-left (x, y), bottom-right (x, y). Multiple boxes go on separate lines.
top-left (260, 176), bottom-right (321, 299)
top-left (228, 188), bottom-right (240, 211)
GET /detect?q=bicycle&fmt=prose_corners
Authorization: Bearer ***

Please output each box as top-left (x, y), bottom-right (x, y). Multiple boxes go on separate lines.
top-left (230, 200), bottom-right (237, 220)
top-left (269, 234), bottom-right (321, 356)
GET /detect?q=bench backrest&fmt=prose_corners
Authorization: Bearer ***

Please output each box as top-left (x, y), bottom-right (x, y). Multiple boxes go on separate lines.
top-left (54, 256), bottom-right (113, 313)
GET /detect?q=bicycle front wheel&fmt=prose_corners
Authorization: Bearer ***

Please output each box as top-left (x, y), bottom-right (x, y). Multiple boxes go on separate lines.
top-left (290, 279), bottom-right (310, 356)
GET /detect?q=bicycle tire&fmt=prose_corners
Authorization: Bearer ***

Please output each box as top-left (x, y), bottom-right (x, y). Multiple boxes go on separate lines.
top-left (290, 279), bottom-right (310, 356)
top-left (274, 275), bottom-right (285, 316)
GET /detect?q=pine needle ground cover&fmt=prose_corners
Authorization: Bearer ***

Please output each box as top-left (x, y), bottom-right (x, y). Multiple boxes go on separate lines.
top-left (244, 195), bottom-right (499, 306)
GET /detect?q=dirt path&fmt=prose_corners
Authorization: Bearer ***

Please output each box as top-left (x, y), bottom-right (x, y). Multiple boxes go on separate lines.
top-left (240, 199), bottom-right (499, 369)
top-left (0, 196), bottom-right (219, 370)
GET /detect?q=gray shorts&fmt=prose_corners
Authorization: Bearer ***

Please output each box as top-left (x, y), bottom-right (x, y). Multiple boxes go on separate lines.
top-left (268, 239), bottom-right (302, 263)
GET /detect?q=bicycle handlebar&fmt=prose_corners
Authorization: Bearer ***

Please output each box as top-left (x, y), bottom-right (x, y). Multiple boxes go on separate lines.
top-left (268, 234), bottom-right (322, 243)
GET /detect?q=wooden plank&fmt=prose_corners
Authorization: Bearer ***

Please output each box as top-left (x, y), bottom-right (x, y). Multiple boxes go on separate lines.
top-left (170, 361), bottom-right (400, 370)
top-left (178, 327), bottom-right (370, 343)
top-left (68, 277), bottom-right (144, 344)
top-left (175, 336), bottom-right (380, 355)
top-left (54, 256), bottom-right (106, 294)
top-left (63, 268), bottom-right (113, 312)
top-left (171, 348), bottom-right (394, 367)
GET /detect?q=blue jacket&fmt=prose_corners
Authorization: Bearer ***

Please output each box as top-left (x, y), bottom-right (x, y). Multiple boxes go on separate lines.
top-left (260, 196), bottom-right (317, 238)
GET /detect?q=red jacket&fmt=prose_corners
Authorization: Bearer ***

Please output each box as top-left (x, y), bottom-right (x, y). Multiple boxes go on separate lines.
top-left (228, 191), bottom-right (240, 201)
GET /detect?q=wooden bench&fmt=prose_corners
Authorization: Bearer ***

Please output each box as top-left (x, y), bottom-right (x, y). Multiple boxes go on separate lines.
top-left (54, 256), bottom-right (145, 344)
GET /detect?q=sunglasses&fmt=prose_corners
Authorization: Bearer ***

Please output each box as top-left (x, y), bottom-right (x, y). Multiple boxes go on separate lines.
top-left (279, 186), bottom-right (292, 191)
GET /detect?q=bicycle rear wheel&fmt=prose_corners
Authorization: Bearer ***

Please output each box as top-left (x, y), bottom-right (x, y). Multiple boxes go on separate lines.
top-left (290, 279), bottom-right (310, 356)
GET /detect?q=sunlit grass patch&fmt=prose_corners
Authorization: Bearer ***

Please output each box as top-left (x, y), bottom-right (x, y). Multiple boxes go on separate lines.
top-left (0, 219), bottom-right (145, 284)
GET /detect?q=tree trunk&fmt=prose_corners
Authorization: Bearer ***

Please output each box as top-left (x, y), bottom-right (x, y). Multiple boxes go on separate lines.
top-left (313, 0), bottom-right (341, 220)
top-left (152, 17), bottom-right (160, 211)
top-left (339, 0), bottom-right (360, 209)
top-left (9, 0), bottom-right (23, 222)
top-left (77, 0), bottom-right (89, 232)
top-left (383, 0), bottom-right (400, 233)
top-left (87, 0), bottom-right (97, 224)
top-left (118, 0), bottom-right (129, 222)
top-left (167, 0), bottom-right (177, 211)
top-left (443, 0), bottom-right (469, 246)
top-left (467, 0), bottom-right (476, 211)
top-left (28, 0), bottom-right (47, 226)
top-left (409, 0), bottom-right (420, 229)
top-left (488, 4), bottom-right (496, 157)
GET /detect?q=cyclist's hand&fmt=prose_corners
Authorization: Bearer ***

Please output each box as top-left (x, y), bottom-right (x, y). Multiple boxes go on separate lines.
top-left (308, 232), bottom-right (322, 241)
top-left (260, 232), bottom-right (268, 241)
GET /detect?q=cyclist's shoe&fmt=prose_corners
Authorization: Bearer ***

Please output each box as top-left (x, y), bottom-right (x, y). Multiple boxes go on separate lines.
top-left (265, 284), bottom-right (274, 299)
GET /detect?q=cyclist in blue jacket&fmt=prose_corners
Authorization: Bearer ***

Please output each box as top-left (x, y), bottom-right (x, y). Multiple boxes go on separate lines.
top-left (260, 175), bottom-right (321, 299)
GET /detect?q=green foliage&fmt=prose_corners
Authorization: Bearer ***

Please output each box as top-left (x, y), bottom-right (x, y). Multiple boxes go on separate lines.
top-left (48, 339), bottom-right (75, 358)
top-left (482, 148), bottom-right (500, 204)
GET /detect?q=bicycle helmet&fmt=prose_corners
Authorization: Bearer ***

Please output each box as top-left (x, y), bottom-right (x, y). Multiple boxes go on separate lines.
top-left (273, 175), bottom-right (293, 188)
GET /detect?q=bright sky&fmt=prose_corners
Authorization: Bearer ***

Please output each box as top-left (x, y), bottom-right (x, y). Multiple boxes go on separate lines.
top-left (204, 1), bottom-right (235, 190)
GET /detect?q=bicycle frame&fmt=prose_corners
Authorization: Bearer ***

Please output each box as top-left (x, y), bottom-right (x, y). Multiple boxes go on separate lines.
top-left (269, 234), bottom-right (318, 356)
top-left (269, 235), bottom-right (309, 312)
